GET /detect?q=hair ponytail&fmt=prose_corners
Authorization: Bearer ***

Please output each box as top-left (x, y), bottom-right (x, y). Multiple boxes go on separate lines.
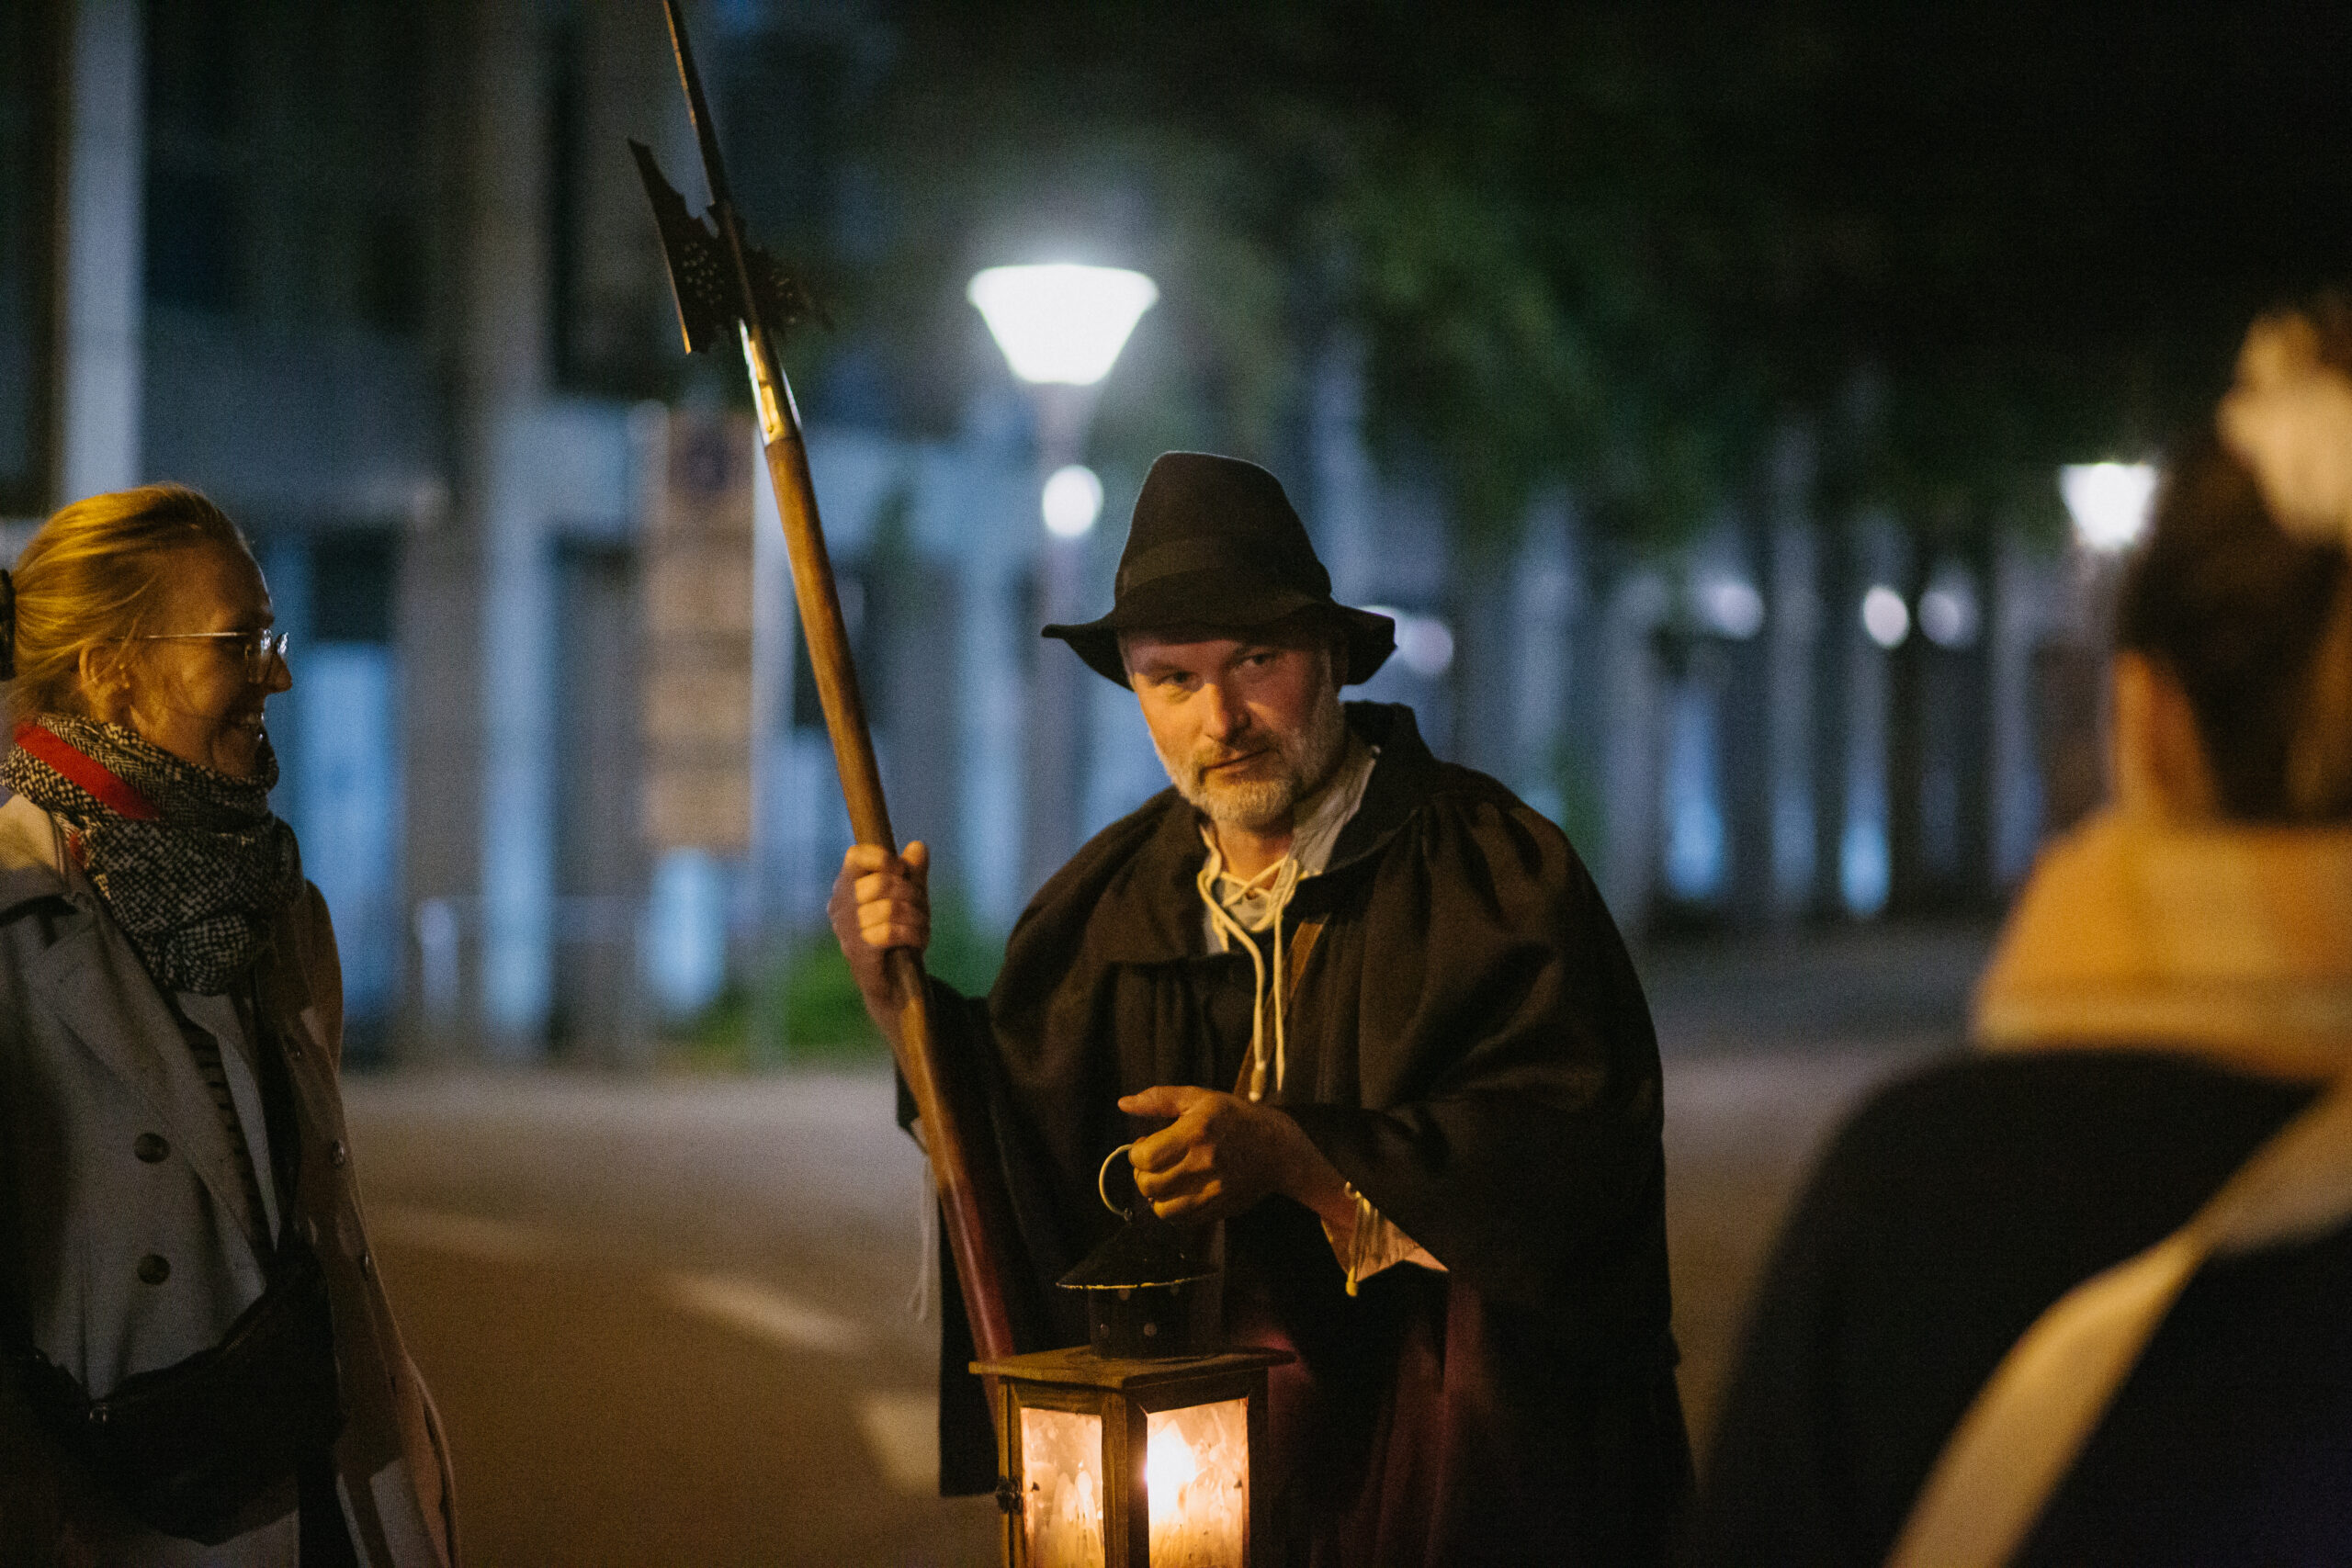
top-left (2118, 294), bottom-right (2352, 824)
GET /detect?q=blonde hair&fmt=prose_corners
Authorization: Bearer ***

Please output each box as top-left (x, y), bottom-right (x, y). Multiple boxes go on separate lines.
top-left (6, 485), bottom-right (255, 724)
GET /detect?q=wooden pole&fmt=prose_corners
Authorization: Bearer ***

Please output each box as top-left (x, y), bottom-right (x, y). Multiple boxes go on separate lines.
top-left (654, 0), bottom-right (1024, 1382)
top-left (754, 361), bottom-right (1024, 1375)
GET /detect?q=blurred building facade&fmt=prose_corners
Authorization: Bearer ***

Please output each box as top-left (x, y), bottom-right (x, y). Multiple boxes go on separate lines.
top-left (9, 0), bottom-right (2097, 1066)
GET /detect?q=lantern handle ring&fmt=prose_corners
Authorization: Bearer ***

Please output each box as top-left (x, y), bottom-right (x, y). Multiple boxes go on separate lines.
top-left (1099, 1144), bottom-right (1136, 1215)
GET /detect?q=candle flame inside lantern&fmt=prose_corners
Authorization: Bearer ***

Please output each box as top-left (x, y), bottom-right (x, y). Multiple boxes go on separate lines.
top-left (1147, 1423), bottom-right (1200, 1499)
top-left (1146, 1399), bottom-right (1250, 1568)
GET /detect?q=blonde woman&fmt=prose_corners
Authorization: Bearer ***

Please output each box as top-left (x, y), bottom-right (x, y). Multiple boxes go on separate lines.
top-left (1694, 303), bottom-right (2352, 1567)
top-left (0, 488), bottom-right (455, 1566)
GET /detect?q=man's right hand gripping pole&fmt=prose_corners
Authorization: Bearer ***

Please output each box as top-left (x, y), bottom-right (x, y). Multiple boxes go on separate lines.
top-left (829, 840), bottom-right (933, 1050)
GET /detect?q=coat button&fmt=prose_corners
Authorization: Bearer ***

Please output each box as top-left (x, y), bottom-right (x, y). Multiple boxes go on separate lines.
top-left (136, 1254), bottom-right (170, 1285)
top-left (329, 1139), bottom-right (348, 1168)
top-left (133, 1133), bottom-right (168, 1163)
top-left (358, 1248), bottom-right (375, 1280)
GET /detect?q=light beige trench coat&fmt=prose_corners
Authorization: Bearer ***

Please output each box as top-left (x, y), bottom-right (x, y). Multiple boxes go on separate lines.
top-left (0, 795), bottom-right (457, 1566)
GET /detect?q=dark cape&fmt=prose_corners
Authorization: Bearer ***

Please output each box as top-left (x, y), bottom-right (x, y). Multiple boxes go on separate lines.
top-left (1690, 1050), bottom-right (2352, 1568)
top-left (925, 703), bottom-right (1690, 1565)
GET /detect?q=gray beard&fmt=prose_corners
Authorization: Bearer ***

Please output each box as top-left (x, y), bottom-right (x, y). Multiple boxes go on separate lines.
top-left (1154, 677), bottom-right (1349, 834)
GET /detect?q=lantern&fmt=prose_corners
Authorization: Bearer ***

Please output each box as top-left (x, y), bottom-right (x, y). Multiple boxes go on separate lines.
top-left (973, 1146), bottom-right (1292, 1566)
top-left (972, 1343), bottom-right (1288, 1568)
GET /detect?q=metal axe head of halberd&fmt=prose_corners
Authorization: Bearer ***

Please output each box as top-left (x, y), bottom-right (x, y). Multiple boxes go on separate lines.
top-left (627, 139), bottom-right (820, 357)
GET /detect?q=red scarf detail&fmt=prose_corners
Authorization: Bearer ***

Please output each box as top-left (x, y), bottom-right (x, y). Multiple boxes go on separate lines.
top-left (12, 722), bottom-right (164, 821)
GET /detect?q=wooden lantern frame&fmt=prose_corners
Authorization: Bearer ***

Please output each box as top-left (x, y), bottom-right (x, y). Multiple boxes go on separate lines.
top-left (973, 1345), bottom-right (1292, 1568)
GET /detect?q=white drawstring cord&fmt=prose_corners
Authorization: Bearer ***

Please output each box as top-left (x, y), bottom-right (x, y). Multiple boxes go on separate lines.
top-left (1189, 736), bottom-right (1377, 1100)
top-left (1197, 852), bottom-right (1302, 1100)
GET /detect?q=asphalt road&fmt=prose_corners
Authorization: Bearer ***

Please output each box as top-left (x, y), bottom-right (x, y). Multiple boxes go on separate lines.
top-left (343, 921), bottom-right (1992, 1567)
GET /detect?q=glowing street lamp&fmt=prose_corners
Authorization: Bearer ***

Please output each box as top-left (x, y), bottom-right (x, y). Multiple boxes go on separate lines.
top-left (1043, 464), bottom-right (1105, 539)
top-left (1861, 584), bottom-right (1911, 649)
top-left (968, 265), bottom-right (1160, 388)
top-left (968, 262), bottom-right (1160, 507)
top-left (970, 263), bottom-right (1159, 893)
top-left (2060, 462), bottom-right (2158, 553)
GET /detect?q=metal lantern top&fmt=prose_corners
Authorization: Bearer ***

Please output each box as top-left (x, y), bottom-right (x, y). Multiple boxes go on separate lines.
top-left (1057, 1147), bottom-right (1221, 1359)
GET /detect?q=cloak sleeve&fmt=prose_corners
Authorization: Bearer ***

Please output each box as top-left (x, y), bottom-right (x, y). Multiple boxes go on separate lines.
top-left (1280, 776), bottom-right (1671, 1333)
top-left (1324, 1188), bottom-right (1446, 1292)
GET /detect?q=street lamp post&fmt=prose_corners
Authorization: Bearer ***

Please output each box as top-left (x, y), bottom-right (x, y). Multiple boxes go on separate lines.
top-left (970, 264), bottom-right (1158, 892)
top-left (2042, 459), bottom-right (2161, 836)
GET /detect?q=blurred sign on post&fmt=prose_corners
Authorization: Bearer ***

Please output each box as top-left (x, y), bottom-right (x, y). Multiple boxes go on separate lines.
top-left (640, 406), bottom-right (756, 853)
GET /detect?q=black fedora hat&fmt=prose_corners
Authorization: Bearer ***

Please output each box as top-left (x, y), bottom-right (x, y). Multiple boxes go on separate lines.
top-left (1043, 452), bottom-right (1396, 686)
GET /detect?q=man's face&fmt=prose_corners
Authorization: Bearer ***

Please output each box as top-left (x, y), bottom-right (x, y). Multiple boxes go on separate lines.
top-left (1122, 624), bottom-right (1347, 832)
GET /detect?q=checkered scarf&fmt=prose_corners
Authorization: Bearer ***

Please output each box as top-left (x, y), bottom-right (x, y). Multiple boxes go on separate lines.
top-left (1, 715), bottom-right (300, 995)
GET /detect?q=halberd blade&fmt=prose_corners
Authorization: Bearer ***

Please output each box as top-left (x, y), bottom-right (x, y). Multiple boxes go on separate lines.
top-left (741, 241), bottom-right (823, 341)
top-left (628, 139), bottom-right (736, 355)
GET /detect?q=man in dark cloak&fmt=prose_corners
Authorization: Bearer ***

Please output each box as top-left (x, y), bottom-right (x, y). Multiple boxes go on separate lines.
top-left (831, 452), bottom-right (1690, 1565)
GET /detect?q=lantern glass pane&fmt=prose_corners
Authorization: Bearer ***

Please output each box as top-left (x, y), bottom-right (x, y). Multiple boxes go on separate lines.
top-left (1146, 1398), bottom-right (1250, 1568)
top-left (1021, 1405), bottom-right (1106, 1566)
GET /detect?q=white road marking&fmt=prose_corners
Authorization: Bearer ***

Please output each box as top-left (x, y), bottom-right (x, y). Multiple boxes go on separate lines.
top-left (660, 1271), bottom-right (876, 1358)
top-left (369, 1208), bottom-right (892, 1365)
top-left (855, 1391), bottom-right (940, 1495)
top-left (369, 1204), bottom-right (565, 1262)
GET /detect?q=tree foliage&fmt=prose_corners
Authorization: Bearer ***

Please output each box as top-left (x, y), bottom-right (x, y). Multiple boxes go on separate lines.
top-left (812, 0), bottom-right (2352, 551)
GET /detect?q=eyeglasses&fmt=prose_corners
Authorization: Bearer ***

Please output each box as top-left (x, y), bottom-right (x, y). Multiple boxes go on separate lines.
top-left (132, 629), bottom-right (291, 679)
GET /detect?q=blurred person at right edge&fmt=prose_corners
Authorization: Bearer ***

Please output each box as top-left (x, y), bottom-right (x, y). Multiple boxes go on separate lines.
top-left (1689, 297), bottom-right (2352, 1568)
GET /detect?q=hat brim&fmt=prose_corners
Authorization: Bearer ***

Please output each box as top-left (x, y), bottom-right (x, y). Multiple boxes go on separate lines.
top-left (1043, 569), bottom-right (1396, 687)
